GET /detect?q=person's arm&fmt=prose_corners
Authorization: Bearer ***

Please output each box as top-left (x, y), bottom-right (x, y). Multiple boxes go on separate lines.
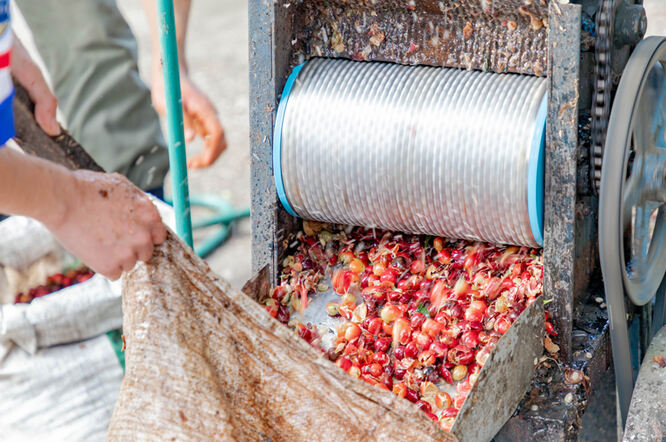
top-left (141, 0), bottom-right (226, 169)
top-left (0, 148), bottom-right (166, 280)
top-left (3, 36), bottom-right (167, 280)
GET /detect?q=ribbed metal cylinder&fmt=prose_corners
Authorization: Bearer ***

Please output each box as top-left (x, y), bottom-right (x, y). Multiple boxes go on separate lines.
top-left (275, 58), bottom-right (547, 247)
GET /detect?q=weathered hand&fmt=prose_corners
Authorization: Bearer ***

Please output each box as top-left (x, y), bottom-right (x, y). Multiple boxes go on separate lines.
top-left (45, 171), bottom-right (167, 280)
top-left (10, 37), bottom-right (61, 136)
top-left (151, 70), bottom-right (226, 169)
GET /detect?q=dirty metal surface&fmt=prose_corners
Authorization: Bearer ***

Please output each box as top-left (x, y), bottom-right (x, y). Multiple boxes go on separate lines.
top-left (543, 1), bottom-right (582, 363)
top-left (451, 300), bottom-right (544, 442)
top-left (290, 0), bottom-right (549, 75)
top-left (249, 0), bottom-right (297, 283)
top-left (250, 0), bottom-right (305, 285)
top-left (623, 325), bottom-right (666, 441)
top-left (248, 0), bottom-right (277, 278)
top-left (496, 292), bottom-right (612, 442)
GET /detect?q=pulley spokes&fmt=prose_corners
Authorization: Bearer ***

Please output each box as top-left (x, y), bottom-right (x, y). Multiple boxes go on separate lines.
top-left (600, 36), bottom-right (666, 424)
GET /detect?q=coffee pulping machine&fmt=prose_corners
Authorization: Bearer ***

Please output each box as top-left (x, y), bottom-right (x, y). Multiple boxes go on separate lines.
top-left (248, 1), bottom-right (666, 439)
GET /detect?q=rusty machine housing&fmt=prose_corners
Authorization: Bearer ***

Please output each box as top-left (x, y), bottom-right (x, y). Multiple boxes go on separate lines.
top-left (248, 0), bottom-right (650, 439)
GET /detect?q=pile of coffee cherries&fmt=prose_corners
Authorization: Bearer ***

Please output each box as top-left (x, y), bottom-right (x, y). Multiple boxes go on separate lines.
top-left (14, 268), bottom-right (94, 304)
top-left (267, 221), bottom-right (546, 431)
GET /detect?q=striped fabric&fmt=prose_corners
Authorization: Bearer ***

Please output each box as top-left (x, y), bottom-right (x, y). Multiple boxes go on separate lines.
top-left (0, 0), bottom-right (13, 147)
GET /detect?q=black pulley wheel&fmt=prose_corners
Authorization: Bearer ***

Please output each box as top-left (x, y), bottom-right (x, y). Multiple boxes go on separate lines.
top-left (600, 36), bottom-right (666, 425)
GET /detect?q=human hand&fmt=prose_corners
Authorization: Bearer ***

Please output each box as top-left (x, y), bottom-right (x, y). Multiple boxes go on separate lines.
top-left (45, 171), bottom-right (167, 280)
top-left (151, 70), bottom-right (226, 169)
top-left (10, 37), bottom-right (61, 136)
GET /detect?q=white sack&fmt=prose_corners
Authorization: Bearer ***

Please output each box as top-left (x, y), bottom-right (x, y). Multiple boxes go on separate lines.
top-left (0, 334), bottom-right (123, 442)
top-left (0, 197), bottom-right (175, 441)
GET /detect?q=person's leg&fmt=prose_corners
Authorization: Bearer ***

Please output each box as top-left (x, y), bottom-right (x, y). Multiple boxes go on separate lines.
top-left (15, 0), bottom-right (168, 191)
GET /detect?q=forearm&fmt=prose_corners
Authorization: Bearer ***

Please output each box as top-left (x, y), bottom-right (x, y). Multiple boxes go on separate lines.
top-left (142, 0), bottom-right (192, 73)
top-left (0, 147), bottom-right (167, 280)
top-left (0, 147), bottom-right (69, 226)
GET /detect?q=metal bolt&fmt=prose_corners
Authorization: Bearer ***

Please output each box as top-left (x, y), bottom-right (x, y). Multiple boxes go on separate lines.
top-left (615, 3), bottom-right (647, 47)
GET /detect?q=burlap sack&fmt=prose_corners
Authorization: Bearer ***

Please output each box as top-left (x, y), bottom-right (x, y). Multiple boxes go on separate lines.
top-left (107, 233), bottom-right (455, 441)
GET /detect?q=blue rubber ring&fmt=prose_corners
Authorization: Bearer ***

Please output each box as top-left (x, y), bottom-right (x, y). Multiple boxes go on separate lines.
top-left (527, 93), bottom-right (547, 247)
top-left (273, 62), bottom-right (306, 218)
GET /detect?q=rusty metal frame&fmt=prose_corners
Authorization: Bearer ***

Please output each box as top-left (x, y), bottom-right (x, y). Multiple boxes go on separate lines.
top-left (249, 0), bottom-right (294, 282)
top-left (543, 1), bottom-right (583, 362)
top-left (497, 4), bottom-right (618, 440)
top-left (251, 0), bottom-right (587, 358)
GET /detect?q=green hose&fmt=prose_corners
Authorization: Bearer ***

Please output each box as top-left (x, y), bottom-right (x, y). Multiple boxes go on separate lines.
top-left (156, 0), bottom-right (193, 247)
top-left (164, 194), bottom-right (250, 258)
top-left (156, 0), bottom-right (249, 256)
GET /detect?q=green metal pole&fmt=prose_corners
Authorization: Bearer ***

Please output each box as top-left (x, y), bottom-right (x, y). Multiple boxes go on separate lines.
top-left (156, 0), bottom-right (193, 247)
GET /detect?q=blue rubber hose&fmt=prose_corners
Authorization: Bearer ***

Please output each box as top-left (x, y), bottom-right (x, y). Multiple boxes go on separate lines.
top-left (156, 0), bottom-right (193, 247)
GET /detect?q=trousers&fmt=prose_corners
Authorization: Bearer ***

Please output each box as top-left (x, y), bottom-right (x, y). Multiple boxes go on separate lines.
top-left (15, 0), bottom-right (169, 190)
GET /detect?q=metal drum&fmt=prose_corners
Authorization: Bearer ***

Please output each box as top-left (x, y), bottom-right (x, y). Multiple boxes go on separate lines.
top-left (274, 58), bottom-right (547, 247)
